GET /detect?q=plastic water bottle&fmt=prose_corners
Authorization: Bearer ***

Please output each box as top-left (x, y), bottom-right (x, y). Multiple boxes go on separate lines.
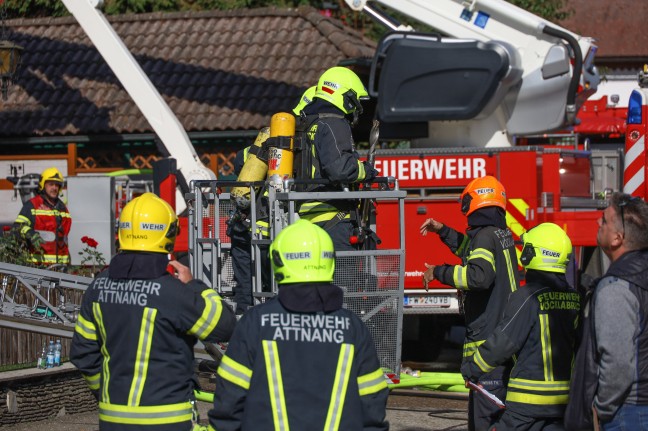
top-left (36, 344), bottom-right (46, 369)
top-left (54, 339), bottom-right (62, 366)
top-left (46, 340), bottom-right (55, 369)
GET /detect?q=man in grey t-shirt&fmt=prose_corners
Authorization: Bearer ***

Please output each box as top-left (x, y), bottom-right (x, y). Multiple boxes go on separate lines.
top-left (591, 192), bottom-right (648, 429)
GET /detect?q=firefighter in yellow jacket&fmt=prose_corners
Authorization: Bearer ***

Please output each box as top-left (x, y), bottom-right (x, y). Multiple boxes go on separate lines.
top-left (71, 193), bottom-right (236, 431)
top-left (208, 219), bottom-right (389, 430)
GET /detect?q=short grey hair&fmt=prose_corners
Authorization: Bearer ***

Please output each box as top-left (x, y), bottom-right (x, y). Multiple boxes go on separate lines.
top-left (609, 193), bottom-right (648, 250)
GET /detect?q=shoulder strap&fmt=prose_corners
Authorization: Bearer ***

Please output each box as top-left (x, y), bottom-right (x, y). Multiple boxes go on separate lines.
top-left (293, 114), bottom-right (320, 186)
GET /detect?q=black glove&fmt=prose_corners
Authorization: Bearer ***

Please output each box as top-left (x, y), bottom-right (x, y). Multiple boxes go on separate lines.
top-left (460, 360), bottom-right (481, 384)
top-left (362, 161), bottom-right (379, 182)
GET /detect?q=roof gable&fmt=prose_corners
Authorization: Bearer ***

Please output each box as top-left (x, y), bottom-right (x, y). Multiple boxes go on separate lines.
top-left (0, 7), bottom-right (376, 138)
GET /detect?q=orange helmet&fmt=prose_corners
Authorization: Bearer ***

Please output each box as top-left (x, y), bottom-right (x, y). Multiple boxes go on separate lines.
top-left (460, 175), bottom-right (506, 216)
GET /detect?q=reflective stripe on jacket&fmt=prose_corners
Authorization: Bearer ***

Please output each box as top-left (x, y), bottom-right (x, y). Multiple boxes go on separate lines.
top-left (208, 289), bottom-right (389, 431)
top-left (297, 115), bottom-right (365, 223)
top-left (434, 225), bottom-right (521, 357)
top-left (468, 273), bottom-right (580, 417)
top-left (71, 253), bottom-right (236, 431)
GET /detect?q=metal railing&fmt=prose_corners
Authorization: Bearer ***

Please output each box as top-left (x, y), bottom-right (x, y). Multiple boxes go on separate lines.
top-left (186, 178), bottom-right (407, 374)
top-left (0, 262), bottom-right (92, 338)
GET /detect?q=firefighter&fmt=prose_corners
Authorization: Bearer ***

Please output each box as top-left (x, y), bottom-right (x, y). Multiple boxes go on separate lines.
top-left (461, 222), bottom-right (580, 430)
top-left (228, 86), bottom-right (316, 314)
top-left (207, 219), bottom-right (389, 430)
top-left (13, 167), bottom-right (72, 266)
top-left (298, 66), bottom-right (378, 251)
top-left (70, 192), bottom-right (236, 431)
top-left (420, 175), bottom-right (521, 431)
top-left (228, 144), bottom-right (271, 315)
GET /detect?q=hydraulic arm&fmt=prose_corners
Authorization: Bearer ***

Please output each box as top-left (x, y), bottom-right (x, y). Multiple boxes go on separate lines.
top-left (60, 0), bottom-right (216, 198)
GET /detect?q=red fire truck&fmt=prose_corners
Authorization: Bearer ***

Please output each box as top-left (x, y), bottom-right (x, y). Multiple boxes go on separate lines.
top-left (341, 0), bottom-right (646, 360)
top-left (372, 145), bottom-right (606, 359)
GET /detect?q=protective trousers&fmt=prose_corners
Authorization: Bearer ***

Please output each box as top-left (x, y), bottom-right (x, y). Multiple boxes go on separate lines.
top-left (469, 366), bottom-right (507, 431)
top-left (230, 224), bottom-right (253, 314)
top-left (490, 409), bottom-right (565, 431)
top-left (229, 222), bottom-right (270, 314)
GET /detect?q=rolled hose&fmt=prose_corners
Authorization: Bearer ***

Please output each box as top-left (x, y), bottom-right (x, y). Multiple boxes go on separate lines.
top-left (193, 371), bottom-right (468, 403)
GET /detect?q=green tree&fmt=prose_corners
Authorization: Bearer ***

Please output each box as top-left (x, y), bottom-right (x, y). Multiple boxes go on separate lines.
top-left (2, 0), bottom-right (569, 22)
top-left (508, 0), bottom-right (571, 23)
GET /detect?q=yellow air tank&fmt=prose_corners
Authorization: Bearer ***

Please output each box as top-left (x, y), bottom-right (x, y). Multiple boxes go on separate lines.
top-left (266, 112), bottom-right (296, 191)
top-left (230, 127), bottom-right (270, 209)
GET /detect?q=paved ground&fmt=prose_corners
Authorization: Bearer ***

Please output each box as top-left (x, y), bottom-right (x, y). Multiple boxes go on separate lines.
top-left (1, 391), bottom-right (469, 431)
top-left (2, 337), bottom-right (468, 430)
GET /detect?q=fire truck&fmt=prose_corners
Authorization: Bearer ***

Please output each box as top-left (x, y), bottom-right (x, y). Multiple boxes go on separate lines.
top-left (339, 0), bottom-right (644, 361)
top-left (2, 0), bottom-right (645, 373)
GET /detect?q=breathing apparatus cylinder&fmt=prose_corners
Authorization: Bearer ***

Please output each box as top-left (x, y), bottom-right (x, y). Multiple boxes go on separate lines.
top-left (230, 127), bottom-right (271, 209)
top-left (266, 112), bottom-right (295, 191)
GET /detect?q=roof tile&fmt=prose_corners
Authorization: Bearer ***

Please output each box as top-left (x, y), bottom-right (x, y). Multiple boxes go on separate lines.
top-left (560, 0), bottom-right (648, 59)
top-left (0, 6), bottom-right (375, 138)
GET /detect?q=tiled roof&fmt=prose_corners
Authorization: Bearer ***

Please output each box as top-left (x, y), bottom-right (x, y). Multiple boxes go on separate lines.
top-left (0, 7), bottom-right (376, 138)
top-left (559, 0), bottom-right (648, 59)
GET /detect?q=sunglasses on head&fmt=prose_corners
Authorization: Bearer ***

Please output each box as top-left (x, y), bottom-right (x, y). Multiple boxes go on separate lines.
top-left (617, 196), bottom-right (642, 235)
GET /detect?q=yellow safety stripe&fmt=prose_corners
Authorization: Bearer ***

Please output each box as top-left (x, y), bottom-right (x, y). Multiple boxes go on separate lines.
top-left (93, 302), bottom-right (111, 403)
top-left (453, 266), bottom-right (468, 290)
top-left (98, 401), bottom-right (193, 425)
top-left (467, 248), bottom-right (495, 271)
top-left (31, 209), bottom-right (71, 218)
top-left (255, 220), bottom-right (270, 238)
top-left (473, 349), bottom-right (495, 373)
top-left (83, 373), bottom-right (101, 391)
top-left (128, 307), bottom-right (157, 407)
top-left (15, 215), bottom-right (30, 225)
top-left (455, 235), bottom-right (470, 257)
top-left (508, 378), bottom-right (570, 391)
top-left (75, 314), bottom-right (97, 340)
top-left (505, 211), bottom-right (526, 239)
top-left (324, 344), bottom-right (354, 431)
top-left (503, 248), bottom-right (518, 292)
top-left (358, 368), bottom-right (388, 396)
top-left (463, 340), bottom-right (485, 358)
top-left (217, 355), bottom-right (253, 390)
top-left (509, 199), bottom-right (529, 218)
top-left (356, 160), bottom-right (366, 181)
top-left (506, 198), bottom-right (529, 263)
top-left (299, 210), bottom-right (351, 223)
top-left (454, 248), bottom-right (495, 290)
top-left (299, 201), bottom-right (336, 213)
top-left (263, 340), bottom-right (290, 431)
top-left (539, 314), bottom-right (554, 381)
top-left (506, 391), bottom-right (569, 405)
top-left (188, 290), bottom-right (224, 340)
top-left (29, 254), bottom-right (70, 264)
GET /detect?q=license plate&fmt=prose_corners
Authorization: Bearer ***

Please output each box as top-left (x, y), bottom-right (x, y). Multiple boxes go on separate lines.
top-left (404, 295), bottom-right (450, 307)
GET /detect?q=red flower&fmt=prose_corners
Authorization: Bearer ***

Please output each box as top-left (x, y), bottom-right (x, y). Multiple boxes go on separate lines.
top-left (82, 236), bottom-right (99, 248)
